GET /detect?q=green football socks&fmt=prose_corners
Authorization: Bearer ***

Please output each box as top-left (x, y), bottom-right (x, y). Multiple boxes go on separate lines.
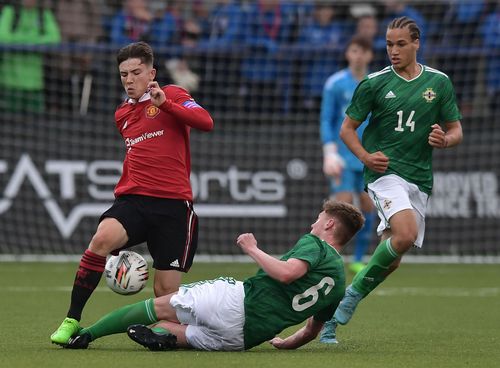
top-left (351, 238), bottom-right (399, 296)
top-left (81, 298), bottom-right (158, 340)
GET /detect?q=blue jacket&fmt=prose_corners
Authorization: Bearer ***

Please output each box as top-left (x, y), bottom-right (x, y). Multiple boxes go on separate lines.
top-left (110, 10), bottom-right (176, 48)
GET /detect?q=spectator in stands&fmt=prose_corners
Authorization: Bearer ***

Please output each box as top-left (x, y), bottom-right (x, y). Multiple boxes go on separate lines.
top-left (190, 0), bottom-right (245, 112)
top-left (353, 12), bottom-right (386, 71)
top-left (202, 0), bottom-right (244, 45)
top-left (378, 1), bottom-right (427, 62)
top-left (297, 4), bottom-right (345, 110)
top-left (52, 0), bottom-right (103, 114)
top-left (110, 0), bottom-right (177, 48)
top-left (355, 14), bottom-right (378, 44)
top-left (0, 0), bottom-right (61, 113)
top-left (164, 18), bottom-right (202, 93)
top-left (239, 0), bottom-right (296, 113)
top-left (440, 1), bottom-right (488, 111)
top-left (480, 3), bottom-right (500, 116)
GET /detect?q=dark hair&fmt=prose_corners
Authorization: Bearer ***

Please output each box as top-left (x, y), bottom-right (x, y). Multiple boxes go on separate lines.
top-left (323, 200), bottom-right (365, 245)
top-left (346, 34), bottom-right (373, 52)
top-left (116, 41), bottom-right (154, 66)
top-left (387, 16), bottom-right (421, 41)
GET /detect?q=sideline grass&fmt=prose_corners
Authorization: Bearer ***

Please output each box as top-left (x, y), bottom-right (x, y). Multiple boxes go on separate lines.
top-left (1, 262), bottom-right (499, 368)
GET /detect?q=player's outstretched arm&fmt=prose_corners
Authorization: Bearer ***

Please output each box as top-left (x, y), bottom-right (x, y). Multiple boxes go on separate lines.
top-left (236, 233), bottom-right (308, 284)
top-left (149, 82), bottom-right (214, 131)
top-left (270, 317), bottom-right (323, 350)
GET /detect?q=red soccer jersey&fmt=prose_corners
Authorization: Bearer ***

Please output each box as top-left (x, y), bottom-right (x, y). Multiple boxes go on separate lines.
top-left (114, 85), bottom-right (213, 200)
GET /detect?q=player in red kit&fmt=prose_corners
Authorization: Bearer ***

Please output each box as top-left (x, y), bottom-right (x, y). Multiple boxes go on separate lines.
top-left (51, 41), bottom-right (214, 346)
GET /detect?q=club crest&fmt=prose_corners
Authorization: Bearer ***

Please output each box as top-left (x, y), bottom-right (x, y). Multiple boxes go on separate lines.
top-left (145, 105), bottom-right (160, 118)
top-left (422, 88), bottom-right (436, 103)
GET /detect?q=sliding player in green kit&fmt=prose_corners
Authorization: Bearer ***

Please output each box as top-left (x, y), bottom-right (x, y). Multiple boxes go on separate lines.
top-left (330, 16), bottom-right (463, 331)
top-left (61, 200), bottom-right (365, 351)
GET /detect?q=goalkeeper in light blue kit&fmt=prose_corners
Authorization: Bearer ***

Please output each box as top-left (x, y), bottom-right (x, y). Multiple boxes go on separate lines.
top-left (331, 16), bottom-right (463, 336)
top-left (319, 35), bottom-right (376, 344)
top-left (320, 35), bottom-right (376, 276)
top-left (62, 200), bottom-right (365, 351)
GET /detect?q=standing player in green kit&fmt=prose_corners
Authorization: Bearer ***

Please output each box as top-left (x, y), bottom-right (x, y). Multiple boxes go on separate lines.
top-left (333, 16), bottom-right (463, 327)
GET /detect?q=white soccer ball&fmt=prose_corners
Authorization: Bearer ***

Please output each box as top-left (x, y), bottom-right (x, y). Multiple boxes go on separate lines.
top-left (105, 251), bottom-right (149, 295)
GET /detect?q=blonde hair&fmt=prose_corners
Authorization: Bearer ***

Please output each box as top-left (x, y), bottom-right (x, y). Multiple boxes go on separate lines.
top-left (323, 199), bottom-right (365, 245)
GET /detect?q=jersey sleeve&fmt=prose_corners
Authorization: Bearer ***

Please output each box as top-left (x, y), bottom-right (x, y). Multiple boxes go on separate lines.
top-left (283, 235), bottom-right (322, 269)
top-left (439, 77), bottom-right (462, 123)
top-left (320, 78), bottom-right (341, 144)
top-left (345, 78), bottom-right (373, 123)
top-left (159, 85), bottom-right (214, 131)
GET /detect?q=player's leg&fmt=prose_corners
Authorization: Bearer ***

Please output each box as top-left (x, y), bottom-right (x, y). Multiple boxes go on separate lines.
top-left (319, 318), bottom-right (338, 344)
top-left (154, 270), bottom-right (182, 296)
top-left (320, 172), bottom-right (353, 343)
top-left (51, 218), bottom-right (129, 345)
top-left (51, 196), bottom-right (147, 345)
top-left (146, 199), bottom-right (199, 297)
top-left (128, 322), bottom-right (187, 351)
top-left (65, 293), bottom-right (181, 349)
top-left (131, 278), bottom-right (246, 351)
top-left (335, 175), bottom-right (419, 325)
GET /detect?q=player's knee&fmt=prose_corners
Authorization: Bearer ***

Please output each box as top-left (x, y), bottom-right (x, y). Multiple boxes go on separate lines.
top-left (89, 231), bottom-right (118, 254)
top-left (392, 230), bottom-right (417, 251)
top-left (154, 283), bottom-right (177, 297)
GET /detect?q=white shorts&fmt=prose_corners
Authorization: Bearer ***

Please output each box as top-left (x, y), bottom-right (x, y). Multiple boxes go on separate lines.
top-left (367, 174), bottom-right (429, 247)
top-left (169, 277), bottom-right (245, 351)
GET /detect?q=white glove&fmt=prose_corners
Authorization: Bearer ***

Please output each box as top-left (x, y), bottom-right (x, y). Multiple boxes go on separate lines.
top-left (322, 143), bottom-right (345, 178)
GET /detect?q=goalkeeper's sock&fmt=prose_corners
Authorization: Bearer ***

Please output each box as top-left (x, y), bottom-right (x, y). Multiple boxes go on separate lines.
top-left (82, 298), bottom-right (158, 341)
top-left (67, 249), bottom-right (106, 321)
top-left (353, 211), bottom-right (375, 263)
top-left (351, 238), bottom-right (399, 296)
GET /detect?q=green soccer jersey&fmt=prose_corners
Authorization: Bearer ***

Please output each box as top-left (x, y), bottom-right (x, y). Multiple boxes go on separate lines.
top-left (242, 234), bottom-right (345, 350)
top-left (346, 65), bottom-right (462, 194)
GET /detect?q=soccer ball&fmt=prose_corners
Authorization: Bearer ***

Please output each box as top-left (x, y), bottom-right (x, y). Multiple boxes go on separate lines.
top-left (105, 251), bottom-right (149, 295)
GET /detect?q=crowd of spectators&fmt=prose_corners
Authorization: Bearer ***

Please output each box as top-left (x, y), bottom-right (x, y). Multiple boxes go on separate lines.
top-left (0, 0), bottom-right (499, 115)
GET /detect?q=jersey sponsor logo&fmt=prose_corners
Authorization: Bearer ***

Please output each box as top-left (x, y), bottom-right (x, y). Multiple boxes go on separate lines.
top-left (125, 130), bottom-right (164, 152)
top-left (422, 88), bottom-right (436, 103)
top-left (385, 91), bottom-right (396, 99)
top-left (145, 104), bottom-right (160, 118)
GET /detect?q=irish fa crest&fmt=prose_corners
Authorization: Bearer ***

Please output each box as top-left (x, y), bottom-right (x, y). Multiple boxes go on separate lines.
top-left (383, 199), bottom-right (392, 210)
top-left (422, 88), bottom-right (436, 103)
top-left (145, 104), bottom-right (160, 118)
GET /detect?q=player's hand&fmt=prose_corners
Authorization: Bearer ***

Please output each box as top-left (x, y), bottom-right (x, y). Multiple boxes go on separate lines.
top-left (363, 151), bottom-right (389, 173)
top-left (428, 123), bottom-right (447, 148)
top-left (269, 337), bottom-right (286, 349)
top-left (148, 81), bottom-right (166, 107)
top-left (323, 154), bottom-right (344, 181)
top-left (236, 233), bottom-right (258, 254)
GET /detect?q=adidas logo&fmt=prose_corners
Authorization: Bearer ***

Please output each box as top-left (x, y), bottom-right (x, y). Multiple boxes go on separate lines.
top-left (170, 259), bottom-right (180, 267)
top-left (385, 91), bottom-right (396, 99)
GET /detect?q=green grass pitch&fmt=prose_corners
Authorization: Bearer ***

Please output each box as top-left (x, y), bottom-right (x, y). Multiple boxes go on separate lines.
top-left (1, 262), bottom-right (499, 368)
